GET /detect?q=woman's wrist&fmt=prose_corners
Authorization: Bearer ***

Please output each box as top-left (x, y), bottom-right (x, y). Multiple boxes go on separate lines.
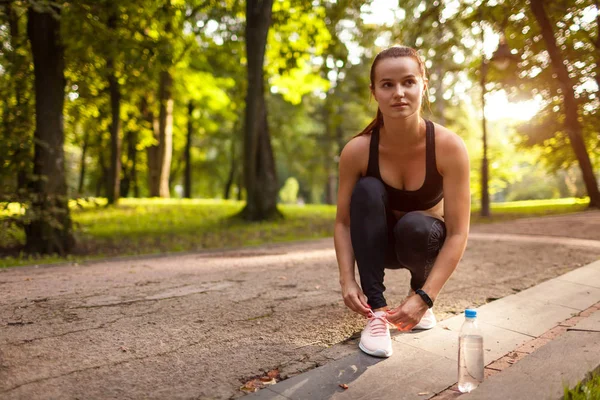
top-left (415, 289), bottom-right (434, 308)
top-left (339, 274), bottom-right (356, 286)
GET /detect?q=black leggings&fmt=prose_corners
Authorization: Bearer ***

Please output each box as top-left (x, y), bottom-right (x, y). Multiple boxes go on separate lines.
top-left (350, 177), bottom-right (447, 309)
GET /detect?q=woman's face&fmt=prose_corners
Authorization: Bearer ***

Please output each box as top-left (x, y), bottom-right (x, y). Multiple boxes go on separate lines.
top-left (371, 56), bottom-right (426, 121)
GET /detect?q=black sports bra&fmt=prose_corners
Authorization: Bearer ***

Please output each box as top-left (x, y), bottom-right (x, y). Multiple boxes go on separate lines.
top-left (366, 120), bottom-right (443, 212)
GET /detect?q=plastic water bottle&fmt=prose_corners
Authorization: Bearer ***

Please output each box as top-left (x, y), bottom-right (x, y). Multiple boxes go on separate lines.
top-left (458, 308), bottom-right (484, 393)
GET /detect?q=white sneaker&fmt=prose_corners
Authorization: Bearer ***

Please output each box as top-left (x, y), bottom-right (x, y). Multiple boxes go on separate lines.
top-left (413, 308), bottom-right (437, 330)
top-left (359, 311), bottom-right (393, 358)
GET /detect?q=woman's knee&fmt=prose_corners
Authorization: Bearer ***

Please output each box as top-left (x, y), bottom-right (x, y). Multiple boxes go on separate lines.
top-left (350, 177), bottom-right (386, 211)
top-left (394, 212), bottom-right (431, 241)
top-left (394, 212), bottom-right (446, 267)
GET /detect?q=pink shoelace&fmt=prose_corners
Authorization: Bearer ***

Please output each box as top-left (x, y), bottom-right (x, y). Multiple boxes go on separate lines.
top-left (366, 311), bottom-right (394, 336)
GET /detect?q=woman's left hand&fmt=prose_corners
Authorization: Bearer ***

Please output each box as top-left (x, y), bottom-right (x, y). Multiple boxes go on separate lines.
top-left (386, 294), bottom-right (428, 331)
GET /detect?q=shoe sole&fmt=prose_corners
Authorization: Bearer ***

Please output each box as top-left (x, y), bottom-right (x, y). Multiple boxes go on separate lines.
top-left (359, 342), bottom-right (393, 358)
top-left (413, 320), bottom-right (436, 330)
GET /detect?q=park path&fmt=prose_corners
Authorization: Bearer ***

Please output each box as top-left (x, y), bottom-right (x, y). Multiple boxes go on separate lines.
top-left (0, 211), bottom-right (599, 399)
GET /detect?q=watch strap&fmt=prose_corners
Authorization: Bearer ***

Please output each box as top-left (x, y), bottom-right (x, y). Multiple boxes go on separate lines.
top-left (415, 289), bottom-right (434, 308)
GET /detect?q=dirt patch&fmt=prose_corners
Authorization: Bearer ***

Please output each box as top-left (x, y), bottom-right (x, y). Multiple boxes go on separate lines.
top-left (0, 212), bottom-right (599, 399)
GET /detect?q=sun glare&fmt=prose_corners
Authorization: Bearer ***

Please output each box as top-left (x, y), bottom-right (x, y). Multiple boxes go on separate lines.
top-left (484, 91), bottom-right (542, 121)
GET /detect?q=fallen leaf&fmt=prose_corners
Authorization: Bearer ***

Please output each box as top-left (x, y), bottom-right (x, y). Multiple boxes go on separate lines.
top-left (260, 378), bottom-right (276, 386)
top-left (240, 379), bottom-right (262, 393)
top-left (267, 369), bottom-right (279, 379)
top-left (442, 326), bottom-right (450, 330)
top-left (119, 346), bottom-right (128, 352)
top-left (339, 384), bottom-right (349, 390)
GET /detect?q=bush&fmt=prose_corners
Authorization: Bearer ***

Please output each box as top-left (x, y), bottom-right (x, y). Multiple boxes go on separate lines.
top-left (279, 177), bottom-right (300, 204)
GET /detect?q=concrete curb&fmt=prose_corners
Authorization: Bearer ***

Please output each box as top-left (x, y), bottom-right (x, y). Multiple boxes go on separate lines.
top-left (247, 259), bottom-right (600, 400)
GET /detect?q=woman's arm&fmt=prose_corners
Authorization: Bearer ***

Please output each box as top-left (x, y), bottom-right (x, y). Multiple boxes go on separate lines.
top-left (334, 139), bottom-right (371, 316)
top-left (387, 130), bottom-right (470, 329)
top-left (421, 132), bottom-right (471, 301)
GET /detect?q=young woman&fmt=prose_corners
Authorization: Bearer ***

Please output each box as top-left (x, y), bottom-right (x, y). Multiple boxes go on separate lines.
top-left (334, 46), bottom-right (470, 358)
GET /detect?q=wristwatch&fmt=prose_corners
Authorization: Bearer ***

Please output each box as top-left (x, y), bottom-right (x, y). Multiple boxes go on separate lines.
top-left (415, 289), bottom-right (434, 308)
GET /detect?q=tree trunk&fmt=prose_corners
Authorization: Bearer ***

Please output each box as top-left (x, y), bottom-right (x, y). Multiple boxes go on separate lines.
top-left (530, 0), bottom-right (600, 208)
top-left (224, 136), bottom-right (237, 200)
top-left (142, 97), bottom-right (160, 197)
top-left (99, 144), bottom-right (109, 198)
top-left (78, 130), bottom-right (88, 195)
top-left (106, 9), bottom-right (121, 205)
top-left (25, 5), bottom-right (74, 255)
top-left (434, 64), bottom-right (446, 125)
top-left (241, 0), bottom-right (280, 220)
top-left (120, 127), bottom-right (138, 198)
top-left (131, 130), bottom-right (139, 198)
top-left (184, 101), bottom-right (193, 198)
top-left (154, 70), bottom-right (173, 198)
top-left (120, 131), bottom-right (130, 198)
top-left (237, 169), bottom-right (243, 201)
top-left (323, 101), bottom-right (335, 205)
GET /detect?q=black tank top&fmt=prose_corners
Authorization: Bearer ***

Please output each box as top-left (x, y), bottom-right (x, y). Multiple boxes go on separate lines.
top-left (366, 119), bottom-right (444, 212)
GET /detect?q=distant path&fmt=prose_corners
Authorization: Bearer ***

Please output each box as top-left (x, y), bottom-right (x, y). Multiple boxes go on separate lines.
top-left (469, 232), bottom-right (600, 249)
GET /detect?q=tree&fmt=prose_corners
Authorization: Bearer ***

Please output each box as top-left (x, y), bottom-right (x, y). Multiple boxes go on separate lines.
top-left (241, 0), bottom-right (280, 220)
top-left (529, 0), bottom-right (600, 207)
top-left (25, 3), bottom-right (74, 254)
top-left (106, 2), bottom-right (122, 204)
top-left (0, 1), bottom-right (35, 200)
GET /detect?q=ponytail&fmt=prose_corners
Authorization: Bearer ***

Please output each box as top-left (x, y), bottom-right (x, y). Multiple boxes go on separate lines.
top-left (355, 108), bottom-right (383, 137)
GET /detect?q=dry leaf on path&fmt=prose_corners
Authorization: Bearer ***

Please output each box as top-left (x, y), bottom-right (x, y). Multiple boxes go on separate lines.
top-left (240, 379), bottom-right (262, 393)
top-left (267, 369), bottom-right (279, 379)
top-left (339, 384), bottom-right (349, 390)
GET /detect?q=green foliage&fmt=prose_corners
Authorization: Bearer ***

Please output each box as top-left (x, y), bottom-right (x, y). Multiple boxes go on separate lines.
top-left (475, 0), bottom-right (600, 173)
top-left (3, 0), bottom-right (598, 257)
top-left (564, 370), bottom-right (600, 399)
top-left (0, 1), bottom-right (35, 200)
top-left (279, 177), bottom-right (299, 204)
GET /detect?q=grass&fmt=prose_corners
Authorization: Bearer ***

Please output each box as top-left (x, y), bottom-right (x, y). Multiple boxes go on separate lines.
top-left (564, 370), bottom-right (600, 399)
top-left (0, 196), bottom-right (592, 268)
top-left (0, 198), bottom-right (337, 268)
top-left (470, 197), bottom-right (590, 224)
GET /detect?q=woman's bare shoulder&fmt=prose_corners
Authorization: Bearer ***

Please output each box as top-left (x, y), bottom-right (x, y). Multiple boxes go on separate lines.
top-left (432, 122), bottom-right (467, 154)
top-left (340, 133), bottom-right (371, 165)
top-left (431, 122), bottom-right (469, 174)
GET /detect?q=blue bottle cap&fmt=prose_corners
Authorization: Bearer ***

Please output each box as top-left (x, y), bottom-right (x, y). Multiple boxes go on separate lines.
top-left (465, 309), bottom-right (477, 318)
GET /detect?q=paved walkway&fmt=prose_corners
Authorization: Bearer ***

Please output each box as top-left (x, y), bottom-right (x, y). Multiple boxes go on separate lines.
top-left (247, 260), bottom-right (600, 400)
top-left (1, 211), bottom-right (599, 399)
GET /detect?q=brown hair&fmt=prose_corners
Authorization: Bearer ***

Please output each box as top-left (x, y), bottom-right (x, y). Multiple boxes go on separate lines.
top-left (356, 46), bottom-right (428, 137)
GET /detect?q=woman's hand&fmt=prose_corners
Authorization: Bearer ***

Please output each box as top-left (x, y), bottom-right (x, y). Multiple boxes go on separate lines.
top-left (341, 280), bottom-right (371, 316)
top-left (386, 294), bottom-right (428, 331)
